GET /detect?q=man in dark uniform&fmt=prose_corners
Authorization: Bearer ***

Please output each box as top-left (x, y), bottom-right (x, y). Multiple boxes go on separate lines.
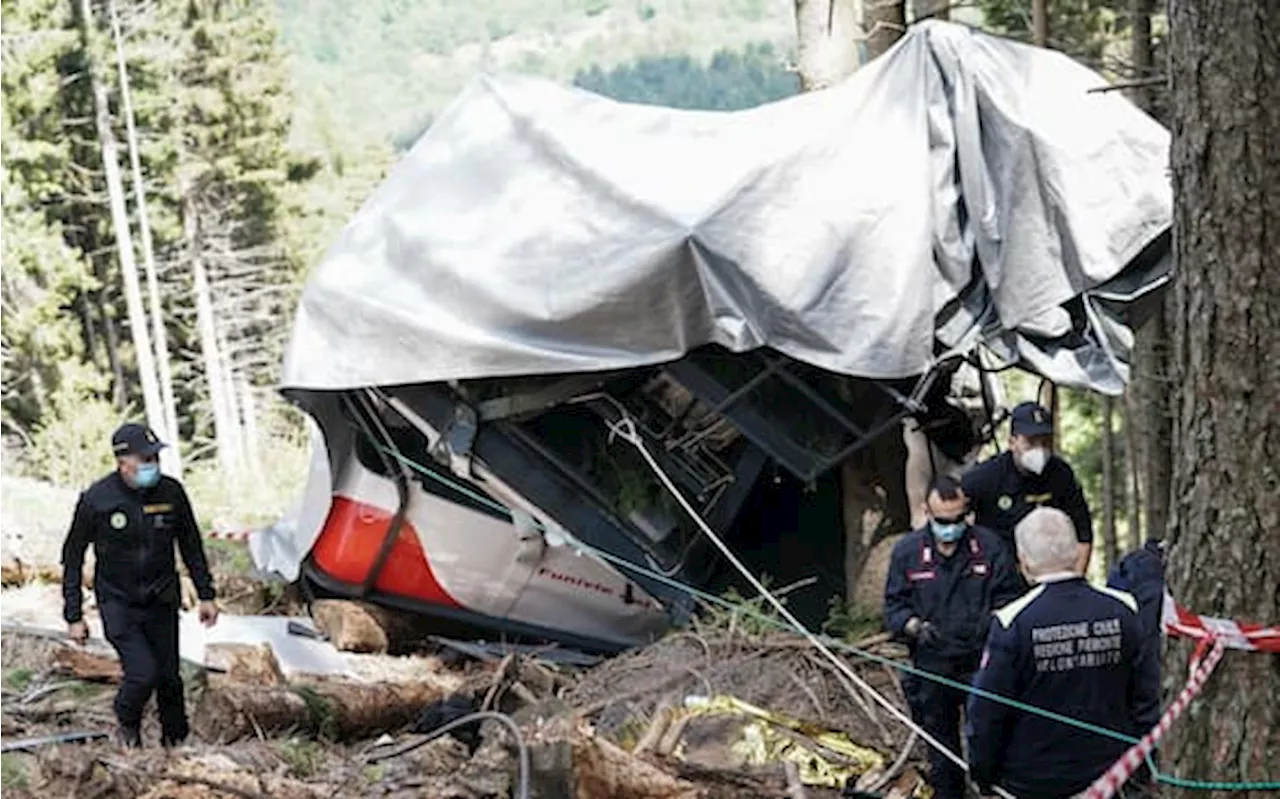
top-left (61, 423), bottom-right (219, 747)
top-left (884, 476), bottom-right (1023, 799)
top-left (961, 401), bottom-right (1093, 586)
top-left (966, 508), bottom-right (1160, 799)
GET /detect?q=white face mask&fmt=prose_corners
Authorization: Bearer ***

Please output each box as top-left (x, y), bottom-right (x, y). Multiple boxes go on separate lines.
top-left (1018, 446), bottom-right (1049, 475)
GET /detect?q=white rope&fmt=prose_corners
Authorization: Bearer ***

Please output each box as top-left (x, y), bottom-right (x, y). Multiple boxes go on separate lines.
top-left (608, 416), bottom-right (1016, 799)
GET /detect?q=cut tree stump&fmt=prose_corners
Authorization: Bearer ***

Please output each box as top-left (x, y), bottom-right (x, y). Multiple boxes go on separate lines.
top-left (195, 675), bottom-right (444, 741)
top-left (309, 599), bottom-right (435, 654)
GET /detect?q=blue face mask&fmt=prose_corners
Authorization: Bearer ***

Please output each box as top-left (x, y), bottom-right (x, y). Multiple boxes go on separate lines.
top-left (134, 462), bottom-right (161, 489)
top-left (930, 519), bottom-right (967, 544)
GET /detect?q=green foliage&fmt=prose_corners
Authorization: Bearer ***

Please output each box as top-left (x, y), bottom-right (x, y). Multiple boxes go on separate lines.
top-left (822, 596), bottom-right (882, 642)
top-left (279, 736), bottom-right (327, 775)
top-left (573, 41), bottom-right (797, 109)
top-left (3, 669), bottom-right (35, 692)
top-left (977, 0), bottom-right (1129, 70)
top-left (182, 404), bottom-right (312, 528)
top-left (1, 753), bottom-right (29, 791)
top-left (274, 0), bottom-right (796, 148)
top-left (24, 373), bottom-right (120, 489)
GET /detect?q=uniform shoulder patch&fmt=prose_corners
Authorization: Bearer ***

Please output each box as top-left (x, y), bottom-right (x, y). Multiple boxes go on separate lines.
top-left (994, 585), bottom-right (1045, 628)
top-left (1093, 584), bottom-right (1139, 614)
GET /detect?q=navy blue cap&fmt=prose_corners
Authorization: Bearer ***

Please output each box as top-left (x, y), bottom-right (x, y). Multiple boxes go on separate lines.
top-left (1009, 401), bottom-right (1053, 437)
top-left (111, 423), bottom-right (166, 457)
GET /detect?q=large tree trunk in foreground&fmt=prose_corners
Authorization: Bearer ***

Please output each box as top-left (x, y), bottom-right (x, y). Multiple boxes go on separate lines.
top-left (195, 675), bottom-right (444, 742)
top-left (863, 0), bottom-right (906, 60)
top-left (1164, 2), bottom-right (1280, 796)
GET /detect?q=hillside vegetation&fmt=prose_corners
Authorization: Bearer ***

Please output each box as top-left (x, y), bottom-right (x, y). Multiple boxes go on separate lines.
top-left (275, 0), bottom-right (797, 148)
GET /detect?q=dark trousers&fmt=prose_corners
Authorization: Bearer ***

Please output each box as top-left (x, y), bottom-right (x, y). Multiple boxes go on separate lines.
top-left (904, 667), bottom-right (972, 799)
top-left (99, 600), bottom-right (188, 740)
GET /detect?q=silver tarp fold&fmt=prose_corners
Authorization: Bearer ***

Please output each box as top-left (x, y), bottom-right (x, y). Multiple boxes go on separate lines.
top-left (281, 21), bottom-right (1171, 396)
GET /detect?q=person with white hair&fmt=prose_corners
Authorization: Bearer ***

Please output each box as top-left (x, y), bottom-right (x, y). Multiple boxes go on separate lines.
top-left (964, 507), bottom-right (1160, 798)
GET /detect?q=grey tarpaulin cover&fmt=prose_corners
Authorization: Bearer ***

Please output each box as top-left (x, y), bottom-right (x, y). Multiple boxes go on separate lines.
top-left (281, 21), bottom-right (1171, 396)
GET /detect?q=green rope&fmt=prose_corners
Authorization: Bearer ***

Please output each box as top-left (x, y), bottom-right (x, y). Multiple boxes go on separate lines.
top-left (361, 433), bottom-right (1280, 792)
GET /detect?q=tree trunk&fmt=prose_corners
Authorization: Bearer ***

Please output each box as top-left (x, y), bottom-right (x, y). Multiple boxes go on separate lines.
top-left (1100, 396), bottom-right (1118, 571)
top-left (109, 0), bottom-right (181, 476)
top-left (1031, 0), bottom-right (1049, 47)
top-left (185, 194), bottom-right (239, 476)
top-left (239, 376), bottom-right (261, 477)
top-left (194, 676), bottom-right (444, 742)
top-left (792, 2), bottom-right (906, 612)
top-left (79, 0), bottom-right (165, 435)
top-left (1165, 2), bottom-right (1280, 796)
top-left (794, 0), bottom-right (859, 91)
top-left (96, 290), bottom-right (126, 410)
top-left (218, 327), bottom-right (246, 470)
top-left (1127, 0), bottom-right (1172, 546)
top-left (913, 0), bottom-right (948, 21)
top-left (1122, 397), bottom-right (1141, 553)
top-left (839, 422), bottom-right (910, 608)
top-left (863, 0), bottom-right (906, 61)
top-left (1129, 0), bottom-right (1155, 110)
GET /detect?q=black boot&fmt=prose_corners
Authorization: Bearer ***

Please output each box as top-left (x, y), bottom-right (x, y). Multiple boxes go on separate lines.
top-left (160, 721), bottom-right (189, 748)
top-left (114, 725), bottom-right (142, 749)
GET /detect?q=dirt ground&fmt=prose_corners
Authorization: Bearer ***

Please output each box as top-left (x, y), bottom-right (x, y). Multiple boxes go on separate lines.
top-left (2, 558), bottom-right (929, 799)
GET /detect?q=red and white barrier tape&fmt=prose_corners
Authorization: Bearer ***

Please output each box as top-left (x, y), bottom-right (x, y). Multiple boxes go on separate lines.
top-left (1074, 637), bottom-right (1227, 799)
top-left (1162, 590), bottom-right (1280, 653)
top-left (206, 528), bottom-right (253, 543)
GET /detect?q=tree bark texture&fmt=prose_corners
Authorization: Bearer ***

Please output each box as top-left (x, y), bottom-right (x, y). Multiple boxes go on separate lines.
top-left (194, 675), bottom-right (444, 742)
top-left (1031, 0), bottom-right (1048, 47)
top-left (1101, 396), bottom-right (1118, 570)
top-left (794, 0), bottom-right (859, 91)
top-left (913, 0), bottom-right (948, 22)
top-left (1122, 402), bottom-right (1141, 553)
top-left (1127, 0), bottom-right (1172, 546)
top-left (863, 0), bottom-right (906, 61)
top-left (1165, 2), bottom-right (1280, 796)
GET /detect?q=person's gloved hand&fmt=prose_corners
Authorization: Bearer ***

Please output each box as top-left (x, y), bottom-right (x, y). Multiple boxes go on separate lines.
top-left (904, 617), bottom-right (942, 648)
top-left (916, 621), bottom-right (942, 648)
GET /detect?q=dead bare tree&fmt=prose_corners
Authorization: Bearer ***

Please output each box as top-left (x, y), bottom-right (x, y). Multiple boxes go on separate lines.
top-left (79, 0), bottom-right (165, 436)
top-left (109, 0), bottom-right (181, 475)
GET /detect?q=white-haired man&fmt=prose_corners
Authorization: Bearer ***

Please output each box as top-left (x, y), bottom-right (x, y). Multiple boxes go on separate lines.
top-left (965, 507), bottom-right (1159, 799)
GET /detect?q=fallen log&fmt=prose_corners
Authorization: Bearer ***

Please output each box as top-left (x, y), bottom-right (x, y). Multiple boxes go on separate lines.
top-left (194, 675), bottom-right (445, 742)
top-left (52, 647), bottom-right (123, 683)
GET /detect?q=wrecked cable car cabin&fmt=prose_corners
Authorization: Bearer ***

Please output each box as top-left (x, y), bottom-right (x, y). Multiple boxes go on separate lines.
top-left (262, 22), bottom-right (1174, 653)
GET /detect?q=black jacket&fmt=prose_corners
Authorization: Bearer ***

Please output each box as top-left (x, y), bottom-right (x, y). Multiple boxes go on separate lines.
top-left (1107, 540), bottom-right (1165, 640)
top-left (883, 524), bottom-right (1024, 673)
top-left (966, 577), bottom-right (1160, 798)
top-left (961, 451), bottom-right (1094, 550)
top-left (61, 472), bottom-right (216, 622)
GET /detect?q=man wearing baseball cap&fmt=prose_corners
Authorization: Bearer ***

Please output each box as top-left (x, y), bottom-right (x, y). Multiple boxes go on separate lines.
top-left (61, 423), bottom-right (219, 748)
top-left (961, 402), bottom-right (1093, 589)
